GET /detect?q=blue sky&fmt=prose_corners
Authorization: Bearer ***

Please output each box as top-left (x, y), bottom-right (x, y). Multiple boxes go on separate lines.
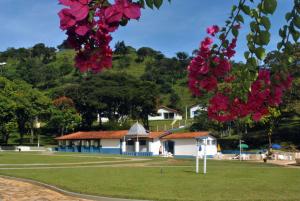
top-left (0, 0), bottom-right (293, 61)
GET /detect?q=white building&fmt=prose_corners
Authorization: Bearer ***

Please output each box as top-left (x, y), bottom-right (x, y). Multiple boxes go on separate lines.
top-left (161, 132), bottom-right (217, 157)
top-left (148, 106), bottom-right (183, 121)
top-left (190, 104), bottom-right (207, 119)
top-left (56, 123), bottom-right (217, 157)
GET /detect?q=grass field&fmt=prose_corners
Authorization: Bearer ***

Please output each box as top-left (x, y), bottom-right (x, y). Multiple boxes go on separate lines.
top-left (0, 152), bottom-right (299, 201)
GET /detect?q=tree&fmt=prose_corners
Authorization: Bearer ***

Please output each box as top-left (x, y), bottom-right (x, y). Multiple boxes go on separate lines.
top-left (168, 91), bottom-right (181, 111)
top-left (114, 41), bottom-right (129, 55)
top-left (0, 78), bottom-right (18, 144)
top-left (12, 80), bottom-right (52, 144)
top-left (136, 47), bottom-right (158, 62)
top-left (48, 97), bottom-right (81, 135)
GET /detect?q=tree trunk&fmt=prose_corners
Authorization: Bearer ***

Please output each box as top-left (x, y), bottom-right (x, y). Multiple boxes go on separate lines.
top-left (268, 119), bottom-right (275, 151)
top-left (30, 128), bottom-right (34, 144)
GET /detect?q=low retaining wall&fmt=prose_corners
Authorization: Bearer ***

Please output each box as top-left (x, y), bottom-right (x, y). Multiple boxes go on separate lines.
top-left (0, 146), bottom-right (46, 152)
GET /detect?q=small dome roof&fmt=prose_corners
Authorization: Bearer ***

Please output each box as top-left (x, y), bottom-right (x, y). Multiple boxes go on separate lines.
top-left (127, 122), bottom-right (148, 136)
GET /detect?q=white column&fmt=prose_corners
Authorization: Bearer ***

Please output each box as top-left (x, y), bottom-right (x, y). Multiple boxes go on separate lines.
top-left (204, 138), bottom-right (207, 174)
top-left (148, 141), bottom-right (152, 152)
top-left (135, 141), bottom-right (140, 153)
top-left (122, 140), bottom-right (126, 152)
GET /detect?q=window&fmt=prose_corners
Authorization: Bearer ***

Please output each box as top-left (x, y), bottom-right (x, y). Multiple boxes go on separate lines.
top-left (193, 111), bottom-right (200, 116)
top-left (164, 112), bottom-right (175, 119)
top-left (140, 140), bottom-right (146, 146)
top-left (127, 140), bottom-right (134, 146)
top-left (211, 140), bottom-right (216, 145)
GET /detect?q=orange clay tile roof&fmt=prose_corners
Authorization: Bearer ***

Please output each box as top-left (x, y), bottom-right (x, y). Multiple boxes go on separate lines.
top-left (55, 130), bottom-right (128, 140)
top-left (161, 132), bottom-right (210, 139)
top-left (148, 131), bottom-right (166, 139)
top-left (55, 130), bottom-right (166, 140)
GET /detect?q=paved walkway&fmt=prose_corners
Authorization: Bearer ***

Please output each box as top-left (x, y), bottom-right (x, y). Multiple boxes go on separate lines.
top-left (0, 177), bottom-right (89, 201)
top-left (0, 177), bottom-right (147, 201)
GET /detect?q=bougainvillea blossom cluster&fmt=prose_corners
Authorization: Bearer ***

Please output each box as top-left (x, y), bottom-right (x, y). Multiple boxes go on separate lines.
top-left (58, 0), bottom-right (141, 72)
top-left (188, 25), bottom-right (293, 122)
top-left (188, 25), bottom-right (236, 97)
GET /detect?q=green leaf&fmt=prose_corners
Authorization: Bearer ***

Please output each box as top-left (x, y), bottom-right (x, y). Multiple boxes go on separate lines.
top-left (277, 41), bottom-right (283, 50)
top-left (279, 28), bottom-right (286, 38)
top-left (254, 47), bottom-right (266, 60)
top-left (241, 5), bottom-right (251, 15)
top-left (153, 0), bottom-right (163, 9)
top-left (261, 16), bottom-right (271, 30)
top-left (244, 51), bottom-right (250, 59)
top-left (285, 12), bottom-right (292, 21)
top-left (250, 21), bottom-right (258, 32)
top-left (145, 0), bottom-right (154, 9)
top-left (232, 5), bottom-right (237, 12)
top-left (294, 15), bottom-right (300, 29)
top-left (236, 14), bottom-right (244, 23)
top-left (138, 0), bottom-right (145, 8)
top-left (247, 57), bottom-right (257, 66)
top-left (262, 0), bottom-right (277, 14)
top-left (232, 27), bottom-right (239, 37)
top-left (259, 31), bottom-right (271, 45)
top-left (291, 30), bottom-right (300, 42)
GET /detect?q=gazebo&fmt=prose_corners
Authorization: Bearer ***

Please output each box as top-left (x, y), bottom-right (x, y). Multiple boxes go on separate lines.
top-left (122, 122), bottom-right (152, 154)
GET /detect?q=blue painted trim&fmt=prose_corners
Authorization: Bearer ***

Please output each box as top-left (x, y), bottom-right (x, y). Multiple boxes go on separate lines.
top-left (101, 148), bottom-right (121, 154)
top-left (122, 152), bottom-right (153, 157)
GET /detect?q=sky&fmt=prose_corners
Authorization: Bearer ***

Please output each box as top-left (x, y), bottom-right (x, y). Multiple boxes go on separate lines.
top-left (0, 0), bottom-right (293, 62)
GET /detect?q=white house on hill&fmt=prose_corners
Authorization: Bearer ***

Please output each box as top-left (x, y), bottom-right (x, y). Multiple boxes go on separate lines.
top-left (190, 104), bottom-right (207, 119)
top-left (148, 106), bottom-right (183, 121)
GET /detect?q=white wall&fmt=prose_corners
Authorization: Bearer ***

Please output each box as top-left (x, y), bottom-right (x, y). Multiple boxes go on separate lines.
top-left (173, 139), bottom-right (198, 156)
top-left (150, 139), bottom-right (162, 155)
top-left (190, 105), bottom-right (206, 118)
top-left (168, 137), bottom-right (217, 156)
top-left (148, 108), bottom-right (183, 121)
top-left (101, 139), bottom-right (120, 148)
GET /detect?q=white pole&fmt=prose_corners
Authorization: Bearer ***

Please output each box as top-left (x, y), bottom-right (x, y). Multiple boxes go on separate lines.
top-left (185, 106), bottom-right (188, 126)
top-left (196, 143), bottom-right (199, 174)
top-left (204, 138), bottom-right (207, 174)
top-left (239, 140), bottom-right (242, 161)
top-left (37, 134), bottom-right (40, 148)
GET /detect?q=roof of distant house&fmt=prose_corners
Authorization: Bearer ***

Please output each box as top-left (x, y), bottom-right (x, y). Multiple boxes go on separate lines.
top-left (157, 106), bottom-right (181, 114)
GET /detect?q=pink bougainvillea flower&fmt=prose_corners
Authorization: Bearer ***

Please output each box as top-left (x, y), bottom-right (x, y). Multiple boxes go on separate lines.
top-left (200, 76), bottom-right (218, 92)
top-left (75, 25), bottom-right (90, 36)
top-left (104, 0), bottom-right (141, 24)
top-left (59, 0), bottom-right (90, 21)
top-left (206, 25), bottom-right (220, 36)
top-left (58, 9), bottom-right (77, 30)
top-left (69, 2), bottom-right (90, 21)
top-left (116, 0), bottom-right (141, 19)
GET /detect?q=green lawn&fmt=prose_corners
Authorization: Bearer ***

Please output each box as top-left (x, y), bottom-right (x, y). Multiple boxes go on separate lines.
top-left (0, 152), bottom-right (299, 201)
top-left (0, 152), bottom-right (125, 165)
